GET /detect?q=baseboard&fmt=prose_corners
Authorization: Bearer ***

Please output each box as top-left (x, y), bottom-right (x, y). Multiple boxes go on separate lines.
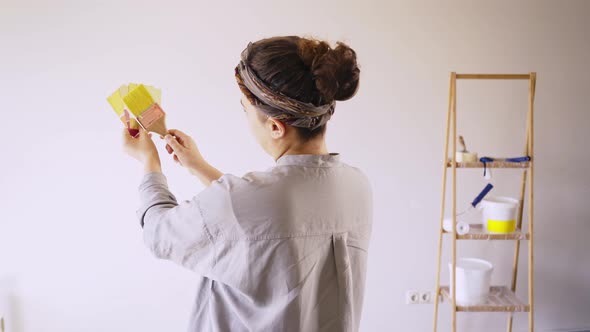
top-left (517, 329), bottom-right (590, 332)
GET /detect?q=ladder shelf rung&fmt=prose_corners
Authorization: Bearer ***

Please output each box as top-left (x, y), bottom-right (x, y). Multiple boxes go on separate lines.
top-left (440, 286), bottom-right (530, 312)
top-left (447, 160), bottom-right (531, 169)
top-left (443, 225), bottom-right (529, 240)
top-left (455, 74), bottom-right (531, 80)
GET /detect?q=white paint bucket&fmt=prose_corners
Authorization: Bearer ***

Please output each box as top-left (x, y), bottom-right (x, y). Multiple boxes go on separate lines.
top-left (481, 196), bottom-right (519, 233)
top-left (449, 258), bottom-right (493, 305)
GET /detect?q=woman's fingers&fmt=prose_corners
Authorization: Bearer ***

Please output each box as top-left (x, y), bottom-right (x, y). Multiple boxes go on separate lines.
top-left (136, 127), bottom-right (149, 141)
top-left (165, 144), bottom-right (173, 154)
top-left (122, 128), bottom-right (139, 145)
top-left (122, 128), bottom-right (131, 140)
top-left (165, 134), bottom-right (184, 154)
top-left (167, 128), bottom-right (184, 137)
top-left (167, 129), bottom-right (190, 143)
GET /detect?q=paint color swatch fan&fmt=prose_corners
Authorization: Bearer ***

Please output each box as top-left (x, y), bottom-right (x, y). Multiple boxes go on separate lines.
top-left (107, 83), bottom-right (167, 136)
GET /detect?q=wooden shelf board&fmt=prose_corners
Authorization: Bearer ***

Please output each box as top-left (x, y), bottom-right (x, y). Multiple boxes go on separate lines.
top-left (447, 160), bottom-right (530, 169)
top-left (444, 225), bottom-right (530, 240)
top-left (456, 74), bottom-right (531, 80)
top-left (440, 286), bottom-right (530, 312)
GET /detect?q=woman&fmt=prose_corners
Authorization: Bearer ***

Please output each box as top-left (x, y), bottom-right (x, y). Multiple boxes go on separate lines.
top-left (122, 36), bottom-right (372, 332)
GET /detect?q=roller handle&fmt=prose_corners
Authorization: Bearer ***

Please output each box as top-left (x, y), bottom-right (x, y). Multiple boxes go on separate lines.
top-left (471, 183), bottom-right (494, 207)
top-left (480, 156), bottom-right (531, 162)
top-left (506, 156), bottom-right (531, 162)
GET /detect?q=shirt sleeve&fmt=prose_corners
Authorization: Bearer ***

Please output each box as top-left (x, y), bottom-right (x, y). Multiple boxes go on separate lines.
top-left (136, 172), bottom-right (218, 276)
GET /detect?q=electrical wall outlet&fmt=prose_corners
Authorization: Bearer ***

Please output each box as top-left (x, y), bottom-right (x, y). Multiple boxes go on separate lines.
top-left (419, 291), bottom-right (432, 304)
top-left (407, 290), bottom-right (440, 304)
top-left (406, 290), bottom-right (420, 304)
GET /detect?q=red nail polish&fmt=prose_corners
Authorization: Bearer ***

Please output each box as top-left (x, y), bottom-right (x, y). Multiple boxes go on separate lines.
top-left (128, 128), bottom-right (140, 137)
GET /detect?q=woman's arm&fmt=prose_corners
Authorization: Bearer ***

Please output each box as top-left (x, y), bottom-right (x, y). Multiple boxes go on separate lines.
top-left (136, 171), bottom-right (219, 276)
top-left (163, 129), bottom-right (223, 187)
top-left (187, 161), bottom-right (223, 187)
top-left (122, 127), bottom-right (162, 174)
top-left (144, 157), bottom-right (162, 174)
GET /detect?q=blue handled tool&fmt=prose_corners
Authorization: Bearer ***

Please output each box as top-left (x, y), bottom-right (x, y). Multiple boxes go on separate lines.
top-left (456, 183), bottom-right (494, 217)
top-left (480, 156), bottom-right (531, 178)
top-left (505, 156), bottom-right (531, 162)
top-left (471, 183), bottom-right (494, 207)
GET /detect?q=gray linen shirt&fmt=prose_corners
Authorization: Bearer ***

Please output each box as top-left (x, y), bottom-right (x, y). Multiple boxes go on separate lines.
top-left (137, 154), bottom-right (372, 332)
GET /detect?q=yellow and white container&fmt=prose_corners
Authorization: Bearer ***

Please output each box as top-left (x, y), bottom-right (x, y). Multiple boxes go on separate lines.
top-left (481, 197), bottom-right (519, 233)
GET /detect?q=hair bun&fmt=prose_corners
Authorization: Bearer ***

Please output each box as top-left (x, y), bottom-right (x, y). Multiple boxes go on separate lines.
top-left (298, 39), bottom-right (360, 103)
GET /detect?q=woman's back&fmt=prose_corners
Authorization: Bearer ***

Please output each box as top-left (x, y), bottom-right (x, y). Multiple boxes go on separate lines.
top-left (183, 154), bottom-right (372, 331)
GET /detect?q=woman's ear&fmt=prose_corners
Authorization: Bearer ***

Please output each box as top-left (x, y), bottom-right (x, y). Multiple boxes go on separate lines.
top-left (267, 118), bottom-right (286, 139)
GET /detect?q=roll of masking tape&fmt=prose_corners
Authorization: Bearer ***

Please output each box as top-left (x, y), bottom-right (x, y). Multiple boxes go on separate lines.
top-left (443, 217), bottom-right (471, 235)
top-left (456, 152), bottom-right (478, 163)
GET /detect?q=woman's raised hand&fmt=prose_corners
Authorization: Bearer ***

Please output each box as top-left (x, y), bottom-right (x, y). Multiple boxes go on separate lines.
top-left (122, 127), bottom-right (162, 174)
top-left (163, 129), bottom-right (205, 174)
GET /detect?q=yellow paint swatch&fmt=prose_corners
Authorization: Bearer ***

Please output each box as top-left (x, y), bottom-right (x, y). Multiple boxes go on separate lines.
top-left (124, 85), bottom-right (156, 117)
top-left (107, 83), bottom-right (162, 126)
top-left (129, 83), bottom-right (161, 103)
top-left (107, 85), bottom-right (128, 116)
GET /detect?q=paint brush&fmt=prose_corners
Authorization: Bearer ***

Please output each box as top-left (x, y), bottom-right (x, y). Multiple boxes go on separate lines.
top-left (107, 85), bottom-right (141, 137)
top-left (458, 135), bottom-right (468, 153)
top-left (123, 84), bottom-right (168, 136)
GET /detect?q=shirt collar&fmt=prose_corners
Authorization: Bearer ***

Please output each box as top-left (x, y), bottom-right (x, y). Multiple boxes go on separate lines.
top-left (275, 153), bottom-right (341, 167)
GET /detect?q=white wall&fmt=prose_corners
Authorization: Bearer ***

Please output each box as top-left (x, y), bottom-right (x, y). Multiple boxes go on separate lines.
top-left (1, 0), bottom-right (589, 331)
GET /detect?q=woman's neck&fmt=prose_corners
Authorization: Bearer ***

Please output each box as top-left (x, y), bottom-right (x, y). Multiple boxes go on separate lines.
top-left (274, 138), bottom-right (328, 161)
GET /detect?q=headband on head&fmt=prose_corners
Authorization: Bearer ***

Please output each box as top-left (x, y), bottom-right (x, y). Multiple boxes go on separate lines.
top-left (236, 42), bottom-right (336, 130)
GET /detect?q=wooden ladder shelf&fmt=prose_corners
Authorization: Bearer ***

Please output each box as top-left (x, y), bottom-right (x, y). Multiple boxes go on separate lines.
top-left (432, 72), bottom-right (537, 332)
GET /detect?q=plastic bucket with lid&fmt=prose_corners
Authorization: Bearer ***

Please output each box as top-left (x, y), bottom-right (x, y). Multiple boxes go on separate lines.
top-left (449, 258), bottom-right (493, 305)
top-left (481, 196), bottom-right (519, 233)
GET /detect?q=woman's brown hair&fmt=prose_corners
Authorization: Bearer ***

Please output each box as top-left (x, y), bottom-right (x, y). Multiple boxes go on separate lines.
top-left (235, 36), bottom-right (360, 141)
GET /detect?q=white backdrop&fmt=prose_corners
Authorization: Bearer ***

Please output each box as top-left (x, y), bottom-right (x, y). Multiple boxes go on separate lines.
top-left (1, 0), bottom-right (589, 331)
